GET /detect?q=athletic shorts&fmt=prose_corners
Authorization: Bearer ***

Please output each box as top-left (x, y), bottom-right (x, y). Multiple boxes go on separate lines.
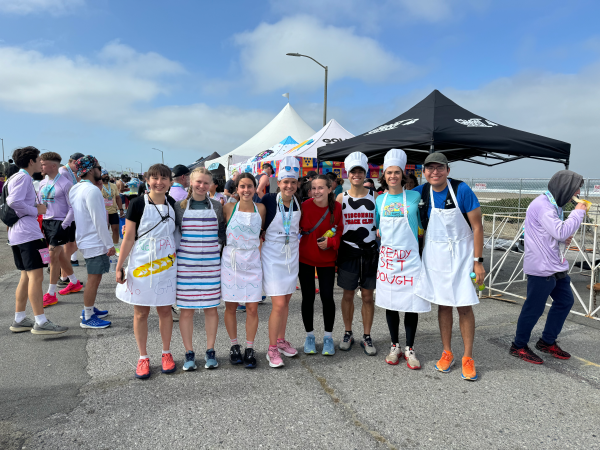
top-left (108, 213), bottom-right (120, 225)
top-left (42, 219), bottom-right (70, 247)
top-left (12, 238), bottom-right (48, 271)
top-left (64, 222), bottom-right (76, 243)
top-left (337, 267), bottom-right (377, 291)
top-left (85, 254), bottom-right (110, 275)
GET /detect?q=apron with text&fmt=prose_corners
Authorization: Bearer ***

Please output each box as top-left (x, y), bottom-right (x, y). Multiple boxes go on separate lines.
top-left (375, 191), bottom-right (431, 312)
top-left (176, 199), bottom-right (221, 309)
top-left (221, 202), bottom-right (262, 303)
top-left (261, 194), bottom-right (300, 296)
top-left (116, 194), bottom-right (177, 306)
top-left (414, 183), bottom-right (479, 307)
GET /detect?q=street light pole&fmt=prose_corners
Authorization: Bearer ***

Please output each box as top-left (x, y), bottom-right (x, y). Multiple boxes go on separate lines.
top-left (1, 138), bottom-right (4, 164)
top-left (286, 53), bottom-right (328, 127)
top-left (152, 148), bottom-right (164, 164)
top-left (135, 161), bottom-right (143, 173)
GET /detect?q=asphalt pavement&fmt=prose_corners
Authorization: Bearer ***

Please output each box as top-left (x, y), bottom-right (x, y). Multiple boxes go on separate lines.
top-left (1, 225), bottom-right (599, 449)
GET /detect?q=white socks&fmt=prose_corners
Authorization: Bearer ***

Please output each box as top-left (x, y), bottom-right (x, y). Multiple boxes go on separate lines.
top-left (68, 273), bottom-right (78, 284)
top-left (48, 284), bottom-right (57, 296)
top-left (306, 330), bottom-right (315, 338)
top-left (15, 311), bottom-right (26, 323)
top-left (139, 355), bottom-right (148, 360)
top-left (71, 252), bottom-right (77, 262)
top-left (61, 276), bottom-right (68, 282)
top-left (84, 306), bottom-right (94, 321)
top-left (34, 314), bottom-right (47, 326)
top-left (162, 350), bottom-right (171, 354)
top-left (324, 331), bottom-right (333, 338)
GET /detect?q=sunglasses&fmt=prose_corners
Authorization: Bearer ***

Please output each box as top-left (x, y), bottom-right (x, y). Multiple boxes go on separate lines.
top-left (283, 166), bottom-right (300, 172)
top-left (94, 165), bottom-right (102, 171)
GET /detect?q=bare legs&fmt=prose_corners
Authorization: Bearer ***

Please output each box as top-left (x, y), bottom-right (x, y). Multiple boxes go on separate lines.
top-left (179, 307), bottom-right (219, 352)
top-left (225, 302), bottom-right (258, 343)
top-left (133, 305), bottom-right (173, 356)
top-left (268, 294), bottom-right (292, 346)
top-left (110, 224), bottom-right (119, 245)
top-left (341, 288), bottom-right (375, 335)
top-left (438, 305), bottom-right (475, 358)
top-left (84, 274), bottom-right (102, 308)
top-left (15, 269), bottom-right (44, 316)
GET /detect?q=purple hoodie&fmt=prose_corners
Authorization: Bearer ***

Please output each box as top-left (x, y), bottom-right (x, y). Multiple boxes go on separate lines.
top-left (6, 171), bottom-right (44, 245)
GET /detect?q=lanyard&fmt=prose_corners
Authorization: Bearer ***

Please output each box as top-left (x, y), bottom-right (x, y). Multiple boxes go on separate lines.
top-left (172, 182), bottom-right (184, 188)
top-left (544, 190), bottom-right (564, 221)
top-left (277, 193), bottom-right (293, 244)
top-left (66, 165), bottom-right (77, 185)
top-left (40, 173), bottom-right (61, 204)
top-left (102, 183), bottom-right (112, 197)
top-left (18, 169), bottom-right (38, 206)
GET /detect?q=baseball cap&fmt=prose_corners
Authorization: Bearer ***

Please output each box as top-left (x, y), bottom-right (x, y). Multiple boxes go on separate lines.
top-left (423, 152), bottom-right (448, 166)
top-left (306, 170), bottom-right (318, 179)
top-left (172, 164), bottom-right (190, 178)
top-left (70, 152), bottom-right (85, 161)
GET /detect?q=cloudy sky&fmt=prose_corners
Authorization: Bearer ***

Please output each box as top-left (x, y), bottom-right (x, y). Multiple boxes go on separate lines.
top-left (0, 0), bottom-right (598, 178)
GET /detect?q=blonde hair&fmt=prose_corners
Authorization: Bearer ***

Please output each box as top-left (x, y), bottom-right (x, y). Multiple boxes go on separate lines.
top-left (180, 167), bottom-right (213, 209)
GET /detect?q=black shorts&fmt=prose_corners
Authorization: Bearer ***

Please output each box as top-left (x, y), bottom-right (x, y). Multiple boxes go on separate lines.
top-left (337, 267), bottom-right (377, 291)
top-left (65, 222), bottom-right (76, 243)
top-left (12, 238), bottom-right (48, 271)
top-left (42, 219), bottom-right (70, 247)
top-left (108, 213), bottom-right (120, 225)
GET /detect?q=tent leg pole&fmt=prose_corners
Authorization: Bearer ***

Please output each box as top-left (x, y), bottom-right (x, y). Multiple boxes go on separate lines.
top-left (430, 143), bottom-right (434, 154)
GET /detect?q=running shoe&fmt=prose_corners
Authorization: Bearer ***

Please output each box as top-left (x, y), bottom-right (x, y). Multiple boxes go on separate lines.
top-left (57, 278), bottom-right (69, 288)
top-left (404, 346), bottom-right (421, 370)
top-left (43, 293), bottom-right (58, 308)
top-left (183, 351), bottom-right (197, 371)
top-left (205, 349), bottom-right (219, 369)
top-left (259, 296), bottom-right (266, 304)
top-left (161, 353), bottom-right (176, 374)
top-left (435, 350), bottom-right (455, 373)
top-left (461, 357), bottom-right (478, 381)
top-left (10, 317), bottom-right (34, 333)
top-left (304, 335), bottom-right (317, 354)
top-left (339, 332), bottom-right (354, 351)
top-left (385, 344), bottom-right (402, 365)
top-left (509, 343), bottom-right (543, 364)
top-left (535, 338), bottom-right (571, 360)
top-left (58, 280), bottom-right (83, 295)
top-left (31, 320), bottom-right (68, 335)
top-left (237, 304), bottom-right (246, 312)
top-left (267, 346), bottom-right (284, 368)
top-left (243, 348), bottom-right (257, 369)
top-left (229, 344), bottom-right (243, 365)
top-left (277, 340), bottom-right (298, 357)
top-left (71, 260), bottom-right (79, 267)
top-left (360, 336), bottom-right (377, 356)
top-left (135, 358), bottom-right (151, 379)
top-left (79, 307), bottom-right (108, 319)
top-left (80, 314), bottom-right (111, 329)
top-left (322, 336), bottom-right (335, 356)
top-left (172, 306), bottom-right (180, 322)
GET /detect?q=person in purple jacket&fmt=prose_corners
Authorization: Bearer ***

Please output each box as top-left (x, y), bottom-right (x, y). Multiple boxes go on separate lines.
top-left (510, 170), bottom-right (587, 364)
top-left (7, 146), bottom-right (68, 335)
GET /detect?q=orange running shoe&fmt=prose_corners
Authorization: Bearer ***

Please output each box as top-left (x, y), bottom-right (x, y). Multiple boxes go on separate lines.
top-left (461, 356), bottom-right (478, 381)
top-left (162, 353), bottom-right (176, 374)
top-left (59, 280), bottom-right (83, 295)
top-left (43, 293), bottom-right (58, 307)
top-left (434, 350), bottom-right (454, 373)
top-left (135, 358), bottom-right (151, 379)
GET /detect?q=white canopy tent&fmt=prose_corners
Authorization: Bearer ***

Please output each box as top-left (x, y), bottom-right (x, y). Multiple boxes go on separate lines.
top-left (275, 119), bottom-right (354, 159)
top-left (208, 103), bottom-right (315, 177)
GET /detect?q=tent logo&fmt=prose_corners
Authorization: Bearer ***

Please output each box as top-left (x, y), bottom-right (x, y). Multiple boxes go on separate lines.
top-left (366, 118), bottom-right (419, 135)
top-left (455, 118), bottom-right (498, 128)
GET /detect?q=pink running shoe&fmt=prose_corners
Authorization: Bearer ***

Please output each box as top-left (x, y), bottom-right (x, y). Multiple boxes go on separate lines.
top-left (277, 339), bottom-right (298, 357)
top-left (43, 293), bottom-right (58, 308)
top-left (267, 346), bottom-right (284, 368)
top-left (59, 281), bottom-right (83, 295)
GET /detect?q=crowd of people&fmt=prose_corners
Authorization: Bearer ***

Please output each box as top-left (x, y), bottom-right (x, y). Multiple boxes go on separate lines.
top-left (3, 145), bottom-right (587, 380)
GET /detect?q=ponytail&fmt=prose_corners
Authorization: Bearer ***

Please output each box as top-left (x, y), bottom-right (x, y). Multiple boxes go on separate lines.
top-left (328, 191), bottom-right (335, 225)
top-left (180, 187), bottom-right (193, 209)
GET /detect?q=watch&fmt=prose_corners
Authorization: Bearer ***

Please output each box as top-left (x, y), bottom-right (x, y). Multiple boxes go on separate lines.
top-left (474, 257), bottom-right (484, 263)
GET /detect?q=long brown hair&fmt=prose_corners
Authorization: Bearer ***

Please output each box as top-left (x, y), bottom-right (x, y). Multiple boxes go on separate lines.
top-left (181, 167), bottom-right (213, 209)
top-left (313, 174), bottom-right (336, 225)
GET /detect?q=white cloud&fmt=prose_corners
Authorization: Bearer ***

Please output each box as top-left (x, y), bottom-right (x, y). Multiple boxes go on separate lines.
top-left (0, 0), bottom-right (83, 15)
top-left (233, 15), bottom-right (419, 93)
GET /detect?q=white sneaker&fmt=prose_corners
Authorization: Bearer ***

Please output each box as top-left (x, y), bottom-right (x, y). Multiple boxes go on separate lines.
top-left (385, 344), bottom-right (402, 365)
top-left (404, 346), bottom-right (421, 370)
top-left (172, 306), bottom-right (180, 322)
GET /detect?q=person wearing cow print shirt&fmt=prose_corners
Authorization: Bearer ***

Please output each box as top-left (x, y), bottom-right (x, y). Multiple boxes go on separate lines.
top-left (335, 152), bottom-right (379, 356)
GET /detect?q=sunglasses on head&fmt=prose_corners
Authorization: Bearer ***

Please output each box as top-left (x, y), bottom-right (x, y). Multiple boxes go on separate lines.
top-left (283, 166), bottom-right (299, 172)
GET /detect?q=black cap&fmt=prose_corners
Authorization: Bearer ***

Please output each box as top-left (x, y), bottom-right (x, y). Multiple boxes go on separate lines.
top-left (423, 152), bottom-right (448, 166)
top-left (172, 164), bottom-right (190, 178)
top-left (70, 152), bottom-right (85, 161)
top-left (306, 170), bottom-right (318, 179)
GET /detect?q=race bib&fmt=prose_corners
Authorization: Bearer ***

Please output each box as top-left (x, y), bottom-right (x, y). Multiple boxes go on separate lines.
top-left (104, 198), bottom-right (114, 207)
top-left (38, 248), bottom-right (50, 264)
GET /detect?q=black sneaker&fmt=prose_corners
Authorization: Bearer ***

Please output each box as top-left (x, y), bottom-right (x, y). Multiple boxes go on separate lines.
top-left (229, 344), bottom-right (243, 365)
top-left (244, 348), bottom-right (257, 369)
top-left (535, 338), bottom-right (571, 360)
top-left (509, 343), bottom-right (543, 364)
top-left (57, 278), bottom-right (69, 288)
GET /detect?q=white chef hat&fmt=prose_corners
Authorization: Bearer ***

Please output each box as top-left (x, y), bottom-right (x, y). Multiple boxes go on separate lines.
top-left (278, 156), bottom-right (300, 180)
top-left (383, 148), bottom-right (407, 172)
top-left (344, 152), bottom-right (369, 173)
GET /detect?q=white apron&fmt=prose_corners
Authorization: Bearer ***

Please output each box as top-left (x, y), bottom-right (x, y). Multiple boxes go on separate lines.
top-left (176, 199), bottom-right (221, 309)
top-left (221, 202), bottom-right (262, 303)
top-left (261, 194), bottom-right (300, 296)
top-left (375, 191), bottom-right (431, 313)
top-left (414, 183), bottom-right (479, 307)
top-left (116, 195), bottom-right (177, 306)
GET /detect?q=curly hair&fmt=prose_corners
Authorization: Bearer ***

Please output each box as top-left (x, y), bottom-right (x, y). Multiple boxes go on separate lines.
top-left (12, 146), bottom-right (40, 169)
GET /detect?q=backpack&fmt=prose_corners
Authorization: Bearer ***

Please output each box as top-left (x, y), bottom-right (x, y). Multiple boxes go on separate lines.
top-left (418, 178), bottom-right (471, 231)
top-left (0, 176), bottom-right (20, 227)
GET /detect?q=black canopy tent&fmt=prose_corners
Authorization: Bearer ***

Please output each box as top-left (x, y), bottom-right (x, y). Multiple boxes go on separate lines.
top-left (317, 90), bottom-right (571, 168)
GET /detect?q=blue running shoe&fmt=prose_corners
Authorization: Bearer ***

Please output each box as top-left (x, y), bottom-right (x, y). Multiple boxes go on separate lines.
top-left (304, 335), bottom-right (317, 354)
top-left (80, 314), bottom-right (111, 329)
top-left (183, 351), bottom-right (197, 371)
top-left (80, 307), bottom-right (108, 319)
top-left (71, 260), bottom-right (79, 267)
top-left (237, 304), bottom-right (246, 312)
top-left (322, 336), bottom-right (335, 356)
top-left (205, 349), bottom-right (219, 369)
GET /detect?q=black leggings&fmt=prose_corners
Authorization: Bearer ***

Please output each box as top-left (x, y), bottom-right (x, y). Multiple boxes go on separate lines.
top-left (385, 310), bottom-right (418, 347)
top-left (299, 262), bottom-right (336, 333)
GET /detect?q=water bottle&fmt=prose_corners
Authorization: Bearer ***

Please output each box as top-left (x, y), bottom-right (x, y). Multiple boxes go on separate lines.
top-left (109, 255), bottom-right (118, 273)
top-left (470, 272), bottom-right (485, 291)
top-left (321, 226), bottom-right (337, 239)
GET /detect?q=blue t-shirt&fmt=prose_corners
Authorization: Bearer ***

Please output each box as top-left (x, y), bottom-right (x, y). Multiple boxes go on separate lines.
top-left (259, 193), bottom-right (300, 230)
top-left (412, 179), bottom-right (480, 217)
top-left (375, 190), bottom-right (422, 241)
